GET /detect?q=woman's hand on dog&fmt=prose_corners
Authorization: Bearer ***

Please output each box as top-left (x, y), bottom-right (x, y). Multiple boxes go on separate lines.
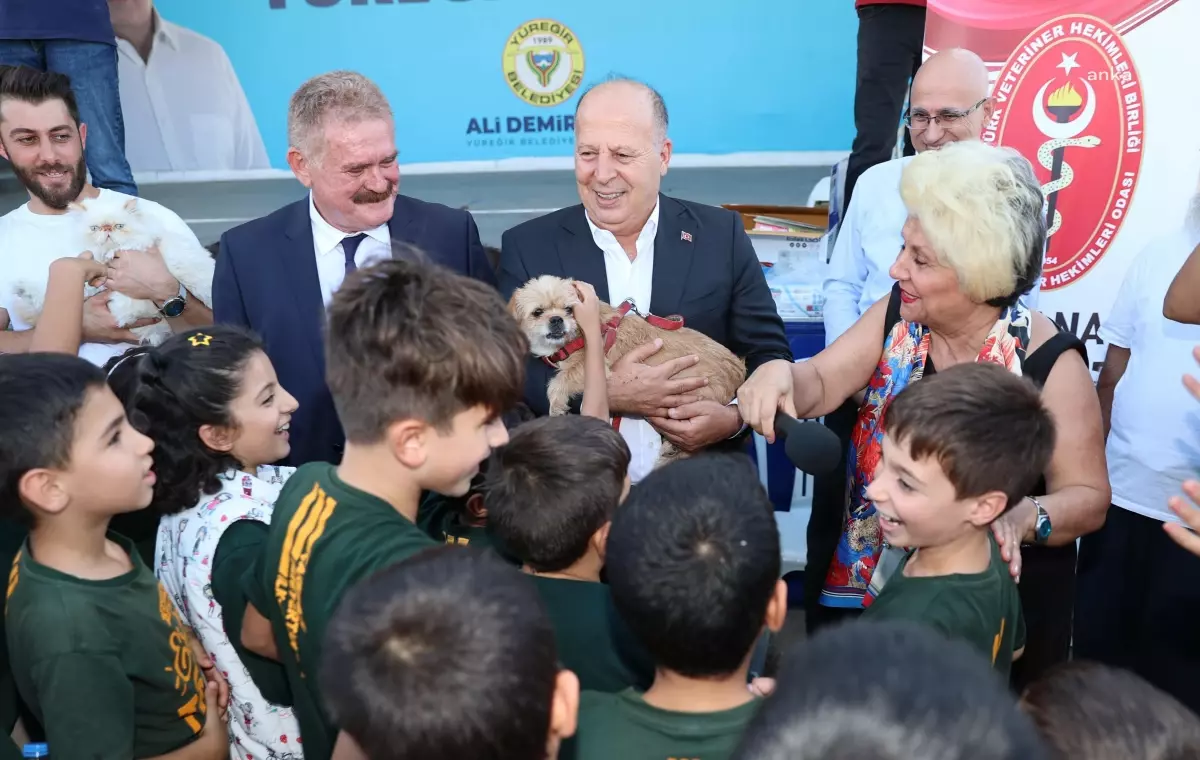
top-left (607, 340), bottom-right (709, 417)
top-left (572, 280), bottom-right (602, 338)
top-left (736, 359), bottom-right (798, 443)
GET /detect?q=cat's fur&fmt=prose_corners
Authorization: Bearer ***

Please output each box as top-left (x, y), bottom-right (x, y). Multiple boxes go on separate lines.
top-left (9, 195), bottom-right (215, 345)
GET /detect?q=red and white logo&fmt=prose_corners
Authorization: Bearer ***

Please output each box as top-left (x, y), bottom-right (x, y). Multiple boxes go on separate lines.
top-left (986, 14), bottom-right (1144, 290)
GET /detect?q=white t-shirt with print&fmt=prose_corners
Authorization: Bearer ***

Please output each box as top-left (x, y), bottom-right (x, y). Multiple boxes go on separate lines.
top-left (0, 188), bottom-right (201, 367)
top-left (1102, 226), bottom-right (1200, 524)
top-left (155, 465), bottom-right (301, 759)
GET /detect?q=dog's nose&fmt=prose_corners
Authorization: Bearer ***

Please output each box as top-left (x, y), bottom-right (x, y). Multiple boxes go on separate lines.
top-left (549, 316), bottom-right (564, 329)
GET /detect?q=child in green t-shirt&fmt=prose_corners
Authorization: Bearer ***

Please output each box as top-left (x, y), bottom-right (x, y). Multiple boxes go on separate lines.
top-left (862, 362), bottom-right (1057, 677)
top-left (239, 260), bottom-right (530, 760)
top-left (0, 353), bottom-right (229, 759)
top-left (566, 453), bottom-right (787, 760)
top-left (320, 545), bottom-right (580, 760)
top-left (486, 414), bottom-right (656, 694)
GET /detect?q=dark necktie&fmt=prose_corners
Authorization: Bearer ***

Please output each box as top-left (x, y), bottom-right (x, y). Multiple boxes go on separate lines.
top-left (342, 233), bottom-right (367, 275)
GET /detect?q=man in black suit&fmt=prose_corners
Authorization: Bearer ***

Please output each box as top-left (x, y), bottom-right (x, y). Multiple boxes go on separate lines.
top-left (498, 78), bottom-right (792, 483)
top-left (214, 71), bottom-right (494, 466)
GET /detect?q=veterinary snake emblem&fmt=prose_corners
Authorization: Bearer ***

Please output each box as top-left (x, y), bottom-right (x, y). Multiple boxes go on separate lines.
top-left (1037, 135), bottom-right (1101, 236)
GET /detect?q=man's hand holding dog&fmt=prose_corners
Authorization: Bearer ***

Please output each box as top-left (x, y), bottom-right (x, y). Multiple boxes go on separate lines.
top-left (607, 339), bottom-right (709, 418)
top-left (650, 399), bottom-right (742, 452)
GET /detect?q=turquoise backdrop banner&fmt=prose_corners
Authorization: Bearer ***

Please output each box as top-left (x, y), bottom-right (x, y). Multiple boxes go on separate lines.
top-left (152, 0), bottom-right (858, 168)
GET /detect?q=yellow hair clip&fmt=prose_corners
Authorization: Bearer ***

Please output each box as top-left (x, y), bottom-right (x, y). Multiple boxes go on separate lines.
top-left (188, 333), bottom-right (213, 347)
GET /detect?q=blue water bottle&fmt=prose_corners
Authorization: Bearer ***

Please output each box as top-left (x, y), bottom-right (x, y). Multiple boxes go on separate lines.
top-left (22, 743), bottom-right (48, 759)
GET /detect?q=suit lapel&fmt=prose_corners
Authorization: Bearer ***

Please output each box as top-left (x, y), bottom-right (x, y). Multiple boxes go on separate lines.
top-left (556, 206), bottom-right (610, 302)
top-left (387, 195), bottom-right (420, 251)
top-left (280, 198), bottom-right (328, 370)
top-left (651, 195), bottom-right (697, 316)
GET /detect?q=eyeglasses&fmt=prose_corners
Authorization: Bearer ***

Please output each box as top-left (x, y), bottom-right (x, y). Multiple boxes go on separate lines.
top-left (904, 98), bottom-right (988, 131)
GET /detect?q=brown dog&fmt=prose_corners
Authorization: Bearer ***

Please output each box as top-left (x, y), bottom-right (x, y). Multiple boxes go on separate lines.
top-left (508, 275), bottom-right (746, 467)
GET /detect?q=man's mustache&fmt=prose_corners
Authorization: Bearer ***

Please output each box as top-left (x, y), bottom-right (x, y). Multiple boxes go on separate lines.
top-left (352, 183), bottom-right (396, 205)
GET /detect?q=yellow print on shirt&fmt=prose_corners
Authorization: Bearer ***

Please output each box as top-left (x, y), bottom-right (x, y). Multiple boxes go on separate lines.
top-left (158, 584), bottom-right (206, 734)
top-left (5, 551), bottom-right (19, 614)
top-left (274, 482), bottom-right (338, 658)
top-left (992, 617), bottom-right (1006, 665)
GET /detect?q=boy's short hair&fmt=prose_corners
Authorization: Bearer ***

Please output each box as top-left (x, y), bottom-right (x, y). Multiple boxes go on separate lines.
top-left (0, 65), bottom-right (81, 126)
top-left (733, 620), bottom-right (1048, 760)
top-left (0, 354), bottom-right (106, 524)
top-left (1020, 662), bottom-right (1200, 759)
top-left (605, 453), bottom-right (780, 678)
top-left (321, 546), bottom-right (559, 760)
top-left (485, 415), bottom-right (630, 572)
top-left (325, 260), bottom-right (528, 444)
top-left (884, 362), bottom-right (1055, 511)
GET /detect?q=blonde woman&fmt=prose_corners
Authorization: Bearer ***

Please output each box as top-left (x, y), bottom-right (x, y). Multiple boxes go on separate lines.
top-left (738, 140), bottom-right (1110, 690)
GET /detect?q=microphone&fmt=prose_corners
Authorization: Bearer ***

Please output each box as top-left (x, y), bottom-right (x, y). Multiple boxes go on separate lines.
top-left (772, 412), bottom-right (843, 476)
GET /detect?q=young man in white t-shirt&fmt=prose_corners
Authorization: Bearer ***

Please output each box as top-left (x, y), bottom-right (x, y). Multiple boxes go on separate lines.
top-left (0, 66), bottom-right (212, 366)
top-left (1075, 208), bottom-right (1200, 715)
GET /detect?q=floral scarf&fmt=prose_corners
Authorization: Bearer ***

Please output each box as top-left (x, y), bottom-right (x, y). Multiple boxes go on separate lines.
top-left (818, 299), bottom-right (1032, 609)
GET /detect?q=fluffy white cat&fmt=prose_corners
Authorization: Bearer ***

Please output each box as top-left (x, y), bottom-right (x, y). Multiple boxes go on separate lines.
top-left (9, 195), bottom-right (214, 345)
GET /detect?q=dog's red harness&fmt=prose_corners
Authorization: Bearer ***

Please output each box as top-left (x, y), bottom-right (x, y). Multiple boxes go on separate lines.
top-left (542, 299), bottom-right (686, 432)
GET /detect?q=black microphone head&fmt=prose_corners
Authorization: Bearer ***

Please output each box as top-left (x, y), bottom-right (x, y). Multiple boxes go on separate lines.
top-left (774, 414), bottom-right (843, 476)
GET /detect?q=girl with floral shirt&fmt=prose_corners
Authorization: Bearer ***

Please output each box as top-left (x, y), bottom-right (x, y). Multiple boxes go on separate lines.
top-left (107, 326), bottom-right (302, 759)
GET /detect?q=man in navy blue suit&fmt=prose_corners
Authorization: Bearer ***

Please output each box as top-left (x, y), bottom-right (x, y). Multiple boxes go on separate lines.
top-left (214, 71), bottom-right (494, 466)
top-left (499, 78), bottom-right (792, 484)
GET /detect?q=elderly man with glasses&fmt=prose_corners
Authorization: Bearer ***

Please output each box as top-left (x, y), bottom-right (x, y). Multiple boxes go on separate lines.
top-left (804, 48), bottom-right (1042, 638)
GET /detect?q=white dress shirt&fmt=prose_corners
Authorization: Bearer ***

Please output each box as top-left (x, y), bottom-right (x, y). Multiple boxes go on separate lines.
top-left (586, 201), bottom-right (662, 484)
top-left (1102, 226), bottom-right (1200, 524)
top-left (309, 194), bottom-right (393, 308)
top-left (823, 154), bottom-right (1040, 347)
top-left (116, 12), bottom-right (270, 172)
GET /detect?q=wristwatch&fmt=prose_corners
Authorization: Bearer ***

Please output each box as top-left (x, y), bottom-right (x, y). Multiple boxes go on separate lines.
top-left (157, 282), bottom-right (188, 319)
top-left (1030, 496), bottom-right (1052, 545)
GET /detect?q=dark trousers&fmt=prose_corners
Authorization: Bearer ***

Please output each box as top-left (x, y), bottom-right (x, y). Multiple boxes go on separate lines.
top-left (1011, 542), bottom-right (1076, 693)
top-left (1075, 506), bottom-right (1200, 714)
top-left (804, 399), bottom-right (858, 633)
top-left (844, 3), bottom-right (926, 211)
top-left (0, 40), bottom-right (137, 196)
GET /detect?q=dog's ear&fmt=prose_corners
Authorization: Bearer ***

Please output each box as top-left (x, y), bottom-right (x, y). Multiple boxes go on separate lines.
top-left (506, 288), bottom-right (522, 319)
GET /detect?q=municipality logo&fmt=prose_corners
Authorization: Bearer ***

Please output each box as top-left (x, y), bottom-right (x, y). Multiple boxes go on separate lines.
top-left (502, 19), bottom-right (585, 107)
top-left (988, 14), bottom-right (1144, 290)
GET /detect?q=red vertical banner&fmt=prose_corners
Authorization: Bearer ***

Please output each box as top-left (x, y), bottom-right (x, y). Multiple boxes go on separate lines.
top-left (924, 0), bottom-right (1195, 374)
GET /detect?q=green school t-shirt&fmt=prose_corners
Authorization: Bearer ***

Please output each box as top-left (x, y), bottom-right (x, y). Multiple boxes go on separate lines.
top-left (567, 689), bottom-right (759, 760)
top-left (863, 536), bottom-right (1026, 676)
top-left (4, 533), bottom-right (208, 759)
top-left (209, 518), bottom-right (293, 707)
top-left (416, 491), bottom-right (520, 565)
top-left (252, 462), bottom-right (436, 760)
top-left (532, 576), bottom-right (655, 693)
